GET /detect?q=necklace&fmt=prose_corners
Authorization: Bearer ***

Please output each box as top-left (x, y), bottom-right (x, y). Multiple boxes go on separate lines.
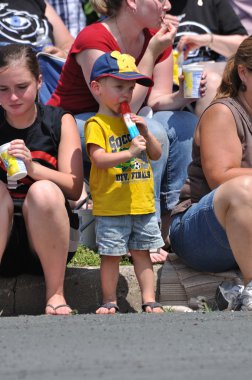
top-left (115, 17), bottom-right (129, 54)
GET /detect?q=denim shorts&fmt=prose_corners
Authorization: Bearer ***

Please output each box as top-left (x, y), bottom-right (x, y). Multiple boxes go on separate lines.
top-left (170, 190), bottom-right (238, 272)
top-left (95, 213), bottom-right (164, 256)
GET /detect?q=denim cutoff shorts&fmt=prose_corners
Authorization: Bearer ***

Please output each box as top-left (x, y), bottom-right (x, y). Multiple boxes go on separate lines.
top-left (95, 213), bottom-right (164, 256)
top-left (170, 190), bottom-right (238, 272)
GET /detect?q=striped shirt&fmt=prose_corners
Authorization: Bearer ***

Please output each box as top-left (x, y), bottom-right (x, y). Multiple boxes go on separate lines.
top-left (47, 0), bottom-right (86, 37)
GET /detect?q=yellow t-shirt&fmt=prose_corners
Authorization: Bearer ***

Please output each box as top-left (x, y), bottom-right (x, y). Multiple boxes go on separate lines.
top-left (85, 114), bottom-right (155, 216)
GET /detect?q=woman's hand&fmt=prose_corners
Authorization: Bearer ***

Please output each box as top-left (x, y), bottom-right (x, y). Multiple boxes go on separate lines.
top-left (177, 34), bottom-right (212, 59)
top-left (162, 13), bottom-right (180, 29)
top-left (177, 71), bottom-right (207, 101)
top-left (148, 22), bottom-right (177, 59)
top-left (8, 139), bottom-right (33, 173)
top-left (198, 71), bottom-right (207, 98)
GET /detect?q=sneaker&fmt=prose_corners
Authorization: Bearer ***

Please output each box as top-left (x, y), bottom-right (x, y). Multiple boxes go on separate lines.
top-left (215, 281), bottom-right (244, 311)
top-left (241, 280), bottom-right (252, 311)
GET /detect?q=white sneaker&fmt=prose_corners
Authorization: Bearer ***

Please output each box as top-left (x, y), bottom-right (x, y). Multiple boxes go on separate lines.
top-left (241, 280), bottom-right (252, 311)
top-left (216, 281), bottom-right (244, 311)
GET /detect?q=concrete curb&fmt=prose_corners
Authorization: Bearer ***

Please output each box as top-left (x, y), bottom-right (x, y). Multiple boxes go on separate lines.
top-left (0, 265), bottom-right (162, 316)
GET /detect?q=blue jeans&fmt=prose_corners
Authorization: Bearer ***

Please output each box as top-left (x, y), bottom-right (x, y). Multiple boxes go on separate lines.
top-left (75, 113), bottom-right (169, 221)
top-left (153, 110), bottom-right (197, 213)
top-left (170, 190), bottom-right (238, 272)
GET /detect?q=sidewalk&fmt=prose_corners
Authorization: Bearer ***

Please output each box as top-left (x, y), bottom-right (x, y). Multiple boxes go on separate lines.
top-left (0, 265), bottom-right (162, 316)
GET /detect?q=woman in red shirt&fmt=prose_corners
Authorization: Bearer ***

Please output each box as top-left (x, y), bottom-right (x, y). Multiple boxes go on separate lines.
top-left (48, 0), bottom-right (206, 263)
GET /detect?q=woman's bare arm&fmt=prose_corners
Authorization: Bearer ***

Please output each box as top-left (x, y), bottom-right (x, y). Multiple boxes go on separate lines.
top-left (199, 103), bottom-right (252, 189)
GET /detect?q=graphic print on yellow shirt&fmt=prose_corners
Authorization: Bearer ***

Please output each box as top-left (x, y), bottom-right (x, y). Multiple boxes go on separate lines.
top-left (85, 114), bottom-right (155, 216)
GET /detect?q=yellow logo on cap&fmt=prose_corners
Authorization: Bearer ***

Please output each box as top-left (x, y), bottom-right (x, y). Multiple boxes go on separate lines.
top-left (111, 51), bottom-right (139, 73)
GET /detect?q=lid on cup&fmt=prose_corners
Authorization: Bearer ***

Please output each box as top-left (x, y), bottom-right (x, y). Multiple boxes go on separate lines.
top-left (182, 64), bottom-right (204, 72)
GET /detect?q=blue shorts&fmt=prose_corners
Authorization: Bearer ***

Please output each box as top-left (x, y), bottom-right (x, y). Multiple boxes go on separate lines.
top-left (170, 190), bottom-right (238, 272)
top-left (95, 213), bottom-right (164, 256)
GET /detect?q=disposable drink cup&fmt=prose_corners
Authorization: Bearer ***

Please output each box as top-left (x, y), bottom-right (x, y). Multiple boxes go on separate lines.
top-left (182, 65), bottom-right (204, 98)
top-left (0, 142), bottom-right (27, 180)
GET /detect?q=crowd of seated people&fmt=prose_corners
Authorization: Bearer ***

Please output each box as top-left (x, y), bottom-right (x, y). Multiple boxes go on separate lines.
top-left (0, 0), bottom-right (251, 314)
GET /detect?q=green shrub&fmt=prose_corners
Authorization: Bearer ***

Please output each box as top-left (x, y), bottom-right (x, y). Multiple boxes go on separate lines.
top-left (68, 245), bottom-right (132, 267)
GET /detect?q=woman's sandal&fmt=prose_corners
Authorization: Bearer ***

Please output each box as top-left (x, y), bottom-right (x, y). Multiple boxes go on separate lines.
top-left (142, 302), bottom-right (164, 313)
top-left (46, 304), bottom-right (78, 315)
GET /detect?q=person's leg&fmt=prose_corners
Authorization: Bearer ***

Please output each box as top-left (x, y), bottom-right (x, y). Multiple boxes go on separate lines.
top-left (154, 110), bottom-right (197, 215)
top-left (153, 110), bottom-right (197, 261)
top-left (130, 250), bottom-right (163, 313)
top-left (212, 176), bottom-right (252, 311)
top-left (22, 180), bottom-right (72, 315)
top-left (143, 118), bottom-right (170, 262)
top-left (0, 182), bottom-right (14, 260)
top-left (96, 255), bottom-right (121, 314)
top-left (145, 117), bottom-right (169, 222)
top-left (214, 176), bottom-right (252, 285)
top-left (95, 215), bottom-right (130, 313)
top-left (129, 213), bottom-right (164, 310)
top-left (170, 190), bottom-right (238, 272)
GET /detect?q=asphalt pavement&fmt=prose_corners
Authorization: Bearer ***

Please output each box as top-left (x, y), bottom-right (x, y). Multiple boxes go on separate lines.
top-left (0, 311), bottom-right (252, 380)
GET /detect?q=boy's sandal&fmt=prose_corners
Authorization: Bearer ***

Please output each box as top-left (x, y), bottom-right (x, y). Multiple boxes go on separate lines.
top-left (142, 302), bottom-right (164, 312)
top-left (46, 304), bottom-right (78, 315)
top-left (100, 302), bottom-right (119, 312)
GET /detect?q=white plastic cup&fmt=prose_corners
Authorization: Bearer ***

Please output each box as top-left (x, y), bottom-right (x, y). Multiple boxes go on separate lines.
top-left (182, 65), bottom-right (204, 98)
top-left (0, 142), bottom-right (27, 180)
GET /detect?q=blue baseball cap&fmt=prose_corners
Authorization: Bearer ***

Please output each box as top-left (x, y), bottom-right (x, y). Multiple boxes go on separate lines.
top-left (90, 51), bottom-right (154, 87)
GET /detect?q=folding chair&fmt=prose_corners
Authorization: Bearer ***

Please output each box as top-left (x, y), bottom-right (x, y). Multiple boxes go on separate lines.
top-left (37, 52), bottom-right (66, 104)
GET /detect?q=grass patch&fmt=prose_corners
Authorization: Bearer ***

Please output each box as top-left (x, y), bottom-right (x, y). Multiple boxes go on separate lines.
top-left (68, 244), bottom-right (132, 267)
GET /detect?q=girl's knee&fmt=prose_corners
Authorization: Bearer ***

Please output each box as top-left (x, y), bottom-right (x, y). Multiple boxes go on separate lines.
top-left (25, 181), bottom-right (65, 209)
